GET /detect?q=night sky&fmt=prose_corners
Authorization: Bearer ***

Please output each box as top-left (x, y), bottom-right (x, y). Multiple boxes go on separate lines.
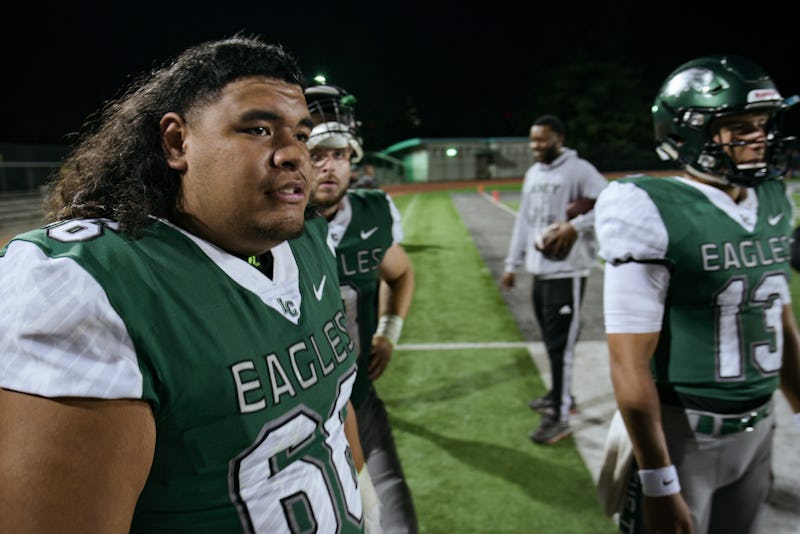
top-left (3, 1), bottom-right (799, 151)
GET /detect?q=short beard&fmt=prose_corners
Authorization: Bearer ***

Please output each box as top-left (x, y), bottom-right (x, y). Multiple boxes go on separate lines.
top-left (538, 146), bottom-right (560, 164)
top-left (310, 183), bottom-right (348, 212)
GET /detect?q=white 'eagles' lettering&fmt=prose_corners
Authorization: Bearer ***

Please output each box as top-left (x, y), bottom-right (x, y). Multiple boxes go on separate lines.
top-left (700, 236), bottom-right (790, 272)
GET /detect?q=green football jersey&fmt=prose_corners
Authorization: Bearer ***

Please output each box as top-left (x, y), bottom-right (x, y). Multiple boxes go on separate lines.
top-left (626, 176), bottom-right (792, 402)
top-left (0, 217), bottom-right (364, 533)
top-left (328, 190), bottom-right (402, 409)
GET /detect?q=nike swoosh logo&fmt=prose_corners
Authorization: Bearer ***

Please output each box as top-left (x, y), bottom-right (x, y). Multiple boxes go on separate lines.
top-left (662, 479), bottom-right (675, 486)
top-left (313, 275), bottom-right (326, 301)
top-left (360, 227), bottom-right (378, 240)
top-left (768, 213), bottom-right (784, 226)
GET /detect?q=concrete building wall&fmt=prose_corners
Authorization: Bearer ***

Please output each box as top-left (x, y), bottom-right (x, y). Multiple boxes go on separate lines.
top-left (378, 137), bottom-right (532, 183)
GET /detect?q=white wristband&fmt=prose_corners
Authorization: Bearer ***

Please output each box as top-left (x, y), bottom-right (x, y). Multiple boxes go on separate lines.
top-left (638, 465), bottom-right (681, 497)
top-left (376, 314), bottom-right (403, 346)
top-left (794, 413), bottom-right (800, 430)
top-left (358, 466), bottom-right (383, 533)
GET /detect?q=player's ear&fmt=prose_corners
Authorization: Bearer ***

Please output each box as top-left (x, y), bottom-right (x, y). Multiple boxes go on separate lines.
top-left (161, 112), bottom-right (188, 172)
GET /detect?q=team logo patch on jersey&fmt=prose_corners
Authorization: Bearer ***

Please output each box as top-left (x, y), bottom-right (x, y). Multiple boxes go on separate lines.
top-left (277, 297), bottom-right (299, 318)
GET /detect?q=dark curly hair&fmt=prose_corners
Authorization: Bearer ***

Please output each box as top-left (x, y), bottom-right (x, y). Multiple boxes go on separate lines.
top-left (44, 33), bottom-right (305, 236)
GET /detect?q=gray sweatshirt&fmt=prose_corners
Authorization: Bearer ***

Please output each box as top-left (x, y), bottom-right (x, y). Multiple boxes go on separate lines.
top-left (503, 148), bottom-right (608, 279)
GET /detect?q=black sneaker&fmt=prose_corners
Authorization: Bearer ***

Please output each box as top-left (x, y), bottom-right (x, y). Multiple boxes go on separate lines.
top-left (530, 417), bottom-right (572, 445)
top-left (528, 396), bottom-right (554, 412)
top-left (528, 396), bottom-right (578, 415)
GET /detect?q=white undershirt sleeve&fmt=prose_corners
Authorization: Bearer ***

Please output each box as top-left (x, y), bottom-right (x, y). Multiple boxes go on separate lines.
top-left (386, 194), bottom-right (404, 244)
top-left (603, 261), bottom-right (670, 334)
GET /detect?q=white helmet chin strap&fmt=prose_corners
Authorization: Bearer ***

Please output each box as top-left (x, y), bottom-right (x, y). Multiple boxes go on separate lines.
top-left (347, 139), bottom-right (364, 163)
top-left (685, 165), bottom-right (732, 187)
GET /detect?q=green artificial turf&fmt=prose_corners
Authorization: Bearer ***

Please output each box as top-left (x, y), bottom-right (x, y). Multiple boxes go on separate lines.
top-left (392, 191), bottom-right (519, 343)
top-left (379, 191), bottom-right (617, 533)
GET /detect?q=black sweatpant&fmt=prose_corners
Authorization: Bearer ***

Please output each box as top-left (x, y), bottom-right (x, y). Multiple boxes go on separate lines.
top-left (532, 275), bottom-right (586, 422)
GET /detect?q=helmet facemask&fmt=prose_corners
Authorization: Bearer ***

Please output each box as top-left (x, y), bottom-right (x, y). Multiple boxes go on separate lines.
top-left (305, 85), bottom-right (364, 163)
top-left (704, 109), bottom-right (794, 187)
top-left (652, 55), bottom-right (798, 188)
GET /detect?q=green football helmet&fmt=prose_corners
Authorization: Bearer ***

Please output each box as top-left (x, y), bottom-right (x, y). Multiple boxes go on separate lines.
top-left (652, 54), bottom-right (797, 187)
top-left (304, 83), bottom-right (364, 163)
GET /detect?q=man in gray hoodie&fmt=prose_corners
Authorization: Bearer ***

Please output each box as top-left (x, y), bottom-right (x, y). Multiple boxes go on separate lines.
top-left (502, 114), bottom-right (608, 445)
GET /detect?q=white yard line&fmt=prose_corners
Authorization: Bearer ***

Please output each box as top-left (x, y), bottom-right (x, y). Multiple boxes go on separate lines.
top-left (399, 193), bottom-right (419, 226)
top-left (397, 340), bottom-right (531, 351)
top-left (478, 191), bottom-right (517, 215)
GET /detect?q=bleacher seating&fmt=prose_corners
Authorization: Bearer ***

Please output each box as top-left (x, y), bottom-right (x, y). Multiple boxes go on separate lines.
top-left (0, 190), bottom-right (46, 239)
